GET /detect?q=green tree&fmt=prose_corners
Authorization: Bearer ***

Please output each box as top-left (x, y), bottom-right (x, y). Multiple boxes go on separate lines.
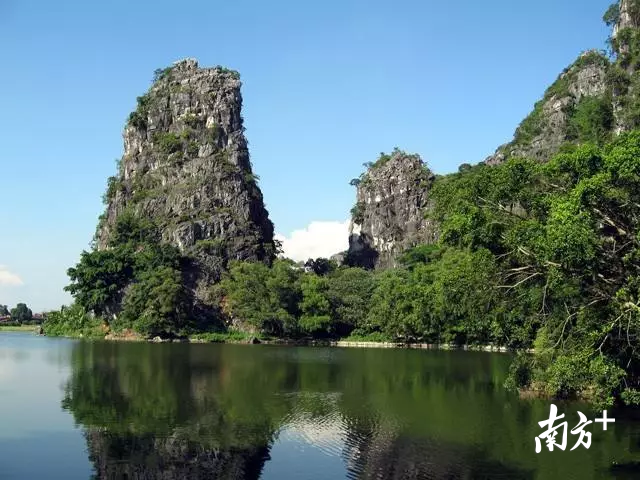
top-left (65, 248), bottom-right (134, 317)
top-left (10, 303), bottom-right (33, 323)
top-left (603, 3), bottom-right (620, 27)
top-left (65, 211), bottom-right (188, 336)
top-left (299, 274), bottom-right (332, 336)
top-left (428, 132), bottom-right (640, 406)
top-left (304, 257), bottom-right (336, 276)
top-left (425, 248), bottom-right (498, 345)
top-left (43, 303), bottom-right (103, 338)
top-left (367, 269), bottom-right (427, 341)
top-left (325, 267), bottom-right (376, 336)
top-left (221, 259), bottom-right (301, 335)
top-left (120, 267), bottom-right (191, 336)
top-left (567, 96), bottom-right (613, 145)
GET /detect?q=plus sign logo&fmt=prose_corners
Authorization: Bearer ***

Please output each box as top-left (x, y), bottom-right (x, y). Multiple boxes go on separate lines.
top-left (534, 404), bottom-right (616, 453)
top-left (595, 410), bottom-right (615, 431)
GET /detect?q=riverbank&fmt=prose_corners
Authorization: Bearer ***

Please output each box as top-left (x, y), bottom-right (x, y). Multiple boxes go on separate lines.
top-left (0, 325), bottom-right (40, 332)
top-left (45, 327), bottom-right (517, 352)
top-left (327, 340), bottom-right (511, 352)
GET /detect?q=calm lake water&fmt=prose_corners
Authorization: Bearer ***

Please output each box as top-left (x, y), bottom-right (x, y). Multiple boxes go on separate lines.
top-left (1, 333), bottom-right (640, 479)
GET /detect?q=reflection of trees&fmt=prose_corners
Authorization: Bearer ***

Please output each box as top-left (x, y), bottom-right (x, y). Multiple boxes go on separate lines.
top-left (85, 430), bottom-right (270, 480)
top-left (64, 343), bottom-right (537, 479)
top-left (63, 342), bottom-right (290, 479)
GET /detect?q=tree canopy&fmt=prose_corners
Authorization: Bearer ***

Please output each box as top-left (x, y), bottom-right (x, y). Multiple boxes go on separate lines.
top-left (10, 303), bottom-right (32, 323)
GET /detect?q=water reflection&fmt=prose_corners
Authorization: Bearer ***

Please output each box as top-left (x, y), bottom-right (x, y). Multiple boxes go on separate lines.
top-left (59, 342), bottom-right (640, 479)
top-left (84, 430), bottom-right (271, 480)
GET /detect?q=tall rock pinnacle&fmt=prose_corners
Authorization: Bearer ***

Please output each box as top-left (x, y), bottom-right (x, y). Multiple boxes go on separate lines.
top-left (97, 59), bottom-right (275, 300)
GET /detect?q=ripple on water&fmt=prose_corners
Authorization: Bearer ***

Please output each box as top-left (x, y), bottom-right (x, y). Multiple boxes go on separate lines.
top-left (277, 392), bottom-right (347, 459)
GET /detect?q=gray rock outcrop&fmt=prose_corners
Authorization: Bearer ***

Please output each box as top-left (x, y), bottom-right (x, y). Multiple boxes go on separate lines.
top-left (97, 59), bottom-right (275, 299)
top-left (484, 50), bottom-right (610, 165)
top-left (346, 150), bottom-right (438, 269)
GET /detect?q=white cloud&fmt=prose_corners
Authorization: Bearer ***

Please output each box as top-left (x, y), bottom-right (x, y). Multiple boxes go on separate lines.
top-left (276, 220), bottom-right (350, 262)
top-left (0, 265), bottom-right (24, 287)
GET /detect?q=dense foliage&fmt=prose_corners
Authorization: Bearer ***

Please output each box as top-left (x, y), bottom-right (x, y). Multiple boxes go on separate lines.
top-left (216, 250), bottom-right (498, 345)
top-left (427, 132), bottom-right (640, 407)
top-left (218, 259), bottom-right (375, 339)
top-left (567, 96), bottom-right (614, 145)
top-left (48, 210), bottom-right (194, 338)
top-left (43, 304), bottom-right (103, 338)
top-left (10, 303), bottom-right (33, 323)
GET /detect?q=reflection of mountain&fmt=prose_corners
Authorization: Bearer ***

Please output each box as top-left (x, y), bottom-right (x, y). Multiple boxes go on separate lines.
top-left (62, 342), bottom-right (537, 479)
top-left (85, 430), bottom-right (270, 480)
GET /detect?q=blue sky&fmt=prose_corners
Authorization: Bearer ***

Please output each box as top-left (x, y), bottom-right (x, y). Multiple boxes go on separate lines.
top-left (0, 0), bottom-right (612, 311)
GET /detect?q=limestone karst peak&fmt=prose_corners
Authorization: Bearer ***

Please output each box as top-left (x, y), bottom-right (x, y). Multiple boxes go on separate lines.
top-left (346, 150), bottom-right (437, 269)
top-left (97, 61), bottom-right (275, 309)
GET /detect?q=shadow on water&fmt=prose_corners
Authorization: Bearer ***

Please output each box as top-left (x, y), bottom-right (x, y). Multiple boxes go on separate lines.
top-left (59, 341), bottom-right (640, 479)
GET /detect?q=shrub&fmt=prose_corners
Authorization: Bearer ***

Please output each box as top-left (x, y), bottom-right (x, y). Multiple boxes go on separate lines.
top-left (606, 66), bottom-right (631, 94)
top-left (187, 141), bottom-right (200, 156)
top-left (128, 94), bottom-right (152, 130)
top-left (120, 266), bottom-right (191, 337)
top-left (154, 132), bottom-right (183, 155)
top-left (43, 304), bottom-right (104, 339)
top-left (514, 101), bottom-right (545, 145)
top-left (214, 66), bottom-right (240, 79)
top-left (244, 172), bottom-right (260, 183)
top-left (102, 176), bottom-right (121, 204)
top-left (153, 66), bottom-right (174, 82)
top-left (603, 2), bottom-right (620, 27)
top-left (195, 238), bottom-right (225, 254)
top-left (567, 96), bottom-right (614, 145)
top-left (350, 202), bottom-right (366, 224)
top-left (189, 331), bottom-right (261, 343)
top-left (183, 114), bottom-right (200, 128)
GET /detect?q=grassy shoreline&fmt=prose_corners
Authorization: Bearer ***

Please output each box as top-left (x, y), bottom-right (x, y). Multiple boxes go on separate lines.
top-left (0, 325), bottom-right (41, 332)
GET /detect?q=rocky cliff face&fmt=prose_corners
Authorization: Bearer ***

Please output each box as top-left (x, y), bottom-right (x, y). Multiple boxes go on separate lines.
top-left (610, 0), bottom-right (640, 133)
top-left (615, 0), bottom-right (639, 36)
top-left (346, 150), bottom-right (437, 269)
top-left (97, 59), bottom-right (275, 297)
top-left (484, 51), bottom-right (610, 166)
